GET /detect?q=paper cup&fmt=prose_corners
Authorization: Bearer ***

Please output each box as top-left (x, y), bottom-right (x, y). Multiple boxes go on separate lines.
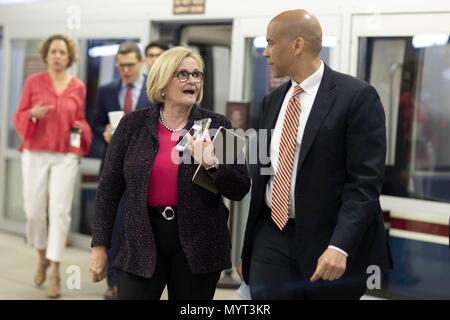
top-left (108, 111), bottom-right (125, 129)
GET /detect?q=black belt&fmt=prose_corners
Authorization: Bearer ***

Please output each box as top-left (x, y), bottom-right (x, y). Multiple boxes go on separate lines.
top-left (148, 206), bottom-right (177, 221)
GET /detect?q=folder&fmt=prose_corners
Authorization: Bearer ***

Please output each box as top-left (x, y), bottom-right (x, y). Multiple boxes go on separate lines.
top-left (192, 126), bottom-right (246, 193)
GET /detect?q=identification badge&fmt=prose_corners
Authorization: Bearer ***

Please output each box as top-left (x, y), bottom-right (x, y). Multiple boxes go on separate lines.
top-left (69, 128), bottom-right (81, 148)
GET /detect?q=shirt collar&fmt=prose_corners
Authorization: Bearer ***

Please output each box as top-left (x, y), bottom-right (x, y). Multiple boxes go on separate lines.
top-left (121, 74), bottom-right (144, 90)
top-left (291, 60), bottom-right (324, 95)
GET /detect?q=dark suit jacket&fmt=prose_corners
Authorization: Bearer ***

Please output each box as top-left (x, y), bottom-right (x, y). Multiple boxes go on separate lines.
top-left (92, 77), bottom-right (152, 171)
top-left (91, 105), bottom-right (251, 278)
top-left (241, 64), bottom-right (390, 284)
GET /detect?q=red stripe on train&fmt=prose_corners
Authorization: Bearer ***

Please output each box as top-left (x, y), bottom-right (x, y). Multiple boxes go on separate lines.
top-left (82, 175), bottom-right (99, 183)
top-left (390, 218), bottom-right (449, 237)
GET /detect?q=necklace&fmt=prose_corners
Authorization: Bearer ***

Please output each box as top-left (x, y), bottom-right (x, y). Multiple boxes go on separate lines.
top-left (159, 109), bottom-right (187, 132)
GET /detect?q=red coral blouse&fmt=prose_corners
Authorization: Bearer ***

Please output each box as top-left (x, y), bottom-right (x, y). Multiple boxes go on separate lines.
top-left (14, 71), bottom-right (92, 155)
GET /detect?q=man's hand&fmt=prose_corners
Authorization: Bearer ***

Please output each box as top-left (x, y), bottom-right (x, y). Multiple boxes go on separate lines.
top-left (310, 247), bottom-right (347, 282)
top-left (30, 101), bottom-right (55, 119)
top-left (103, 124), bottom-right (113, 143)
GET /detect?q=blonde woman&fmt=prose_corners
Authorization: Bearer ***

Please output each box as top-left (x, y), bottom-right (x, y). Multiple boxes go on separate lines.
top-left (90, 47), bottom-right (250, 300)
top-left (14, 33), bottom-right (92, 298)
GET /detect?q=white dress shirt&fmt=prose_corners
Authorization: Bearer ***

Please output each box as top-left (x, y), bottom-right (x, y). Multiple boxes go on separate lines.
top-left (264, 61), bottom-right (347, 257)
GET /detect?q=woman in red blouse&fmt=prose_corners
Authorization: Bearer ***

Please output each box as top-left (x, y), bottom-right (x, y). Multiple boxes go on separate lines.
top-left (14, 33), bottom-right (92, 299)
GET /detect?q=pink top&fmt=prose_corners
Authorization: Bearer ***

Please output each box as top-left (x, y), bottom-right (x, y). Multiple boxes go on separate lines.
top-left (147, 122), bottom-right (183, 207)
top-left (13, 71), bottom-right (92, 155)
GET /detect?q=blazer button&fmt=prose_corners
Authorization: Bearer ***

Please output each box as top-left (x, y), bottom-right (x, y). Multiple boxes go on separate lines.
top-left (145, 160), bottom-right (150, 164)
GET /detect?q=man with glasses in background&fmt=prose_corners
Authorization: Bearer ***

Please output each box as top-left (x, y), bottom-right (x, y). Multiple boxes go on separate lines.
top-left (91, 41), bottom-right (152, 299)
top-left (143, 41), bottom-right (169, 75)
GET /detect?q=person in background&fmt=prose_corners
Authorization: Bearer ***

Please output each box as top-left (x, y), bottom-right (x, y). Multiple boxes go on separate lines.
top-left (89, 47), bottom-right (250, 300)
top-left (237, 9), bottom-right (391, 299)
top-left (91, 41), bottom-right (152, 300)
top-left (14, 33), bottom-right (92, 299)
top-left (143, 41), bottom-right (169, 74)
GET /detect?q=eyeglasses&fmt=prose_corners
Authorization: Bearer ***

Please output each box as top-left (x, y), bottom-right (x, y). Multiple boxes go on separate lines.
top-left (116, 62), bottom-right (139, 70)
top-left (146, 53), bottom-right (162, 58)
top-left (174, 70), bottom-right (203, 83)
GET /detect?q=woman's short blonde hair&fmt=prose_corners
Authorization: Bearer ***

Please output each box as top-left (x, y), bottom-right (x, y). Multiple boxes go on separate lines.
top-left (146, 46), bottom-right (204, 105)
top-left (39, 33), bottom-right (78, 68)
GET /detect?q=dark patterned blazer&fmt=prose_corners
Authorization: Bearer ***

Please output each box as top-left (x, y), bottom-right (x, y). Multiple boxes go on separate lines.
top-left (91, 104), bottom-right (251, 278)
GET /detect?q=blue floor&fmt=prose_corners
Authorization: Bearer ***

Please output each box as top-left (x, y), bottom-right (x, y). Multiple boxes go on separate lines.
top-left (384, 236), bottom-right (450, 299)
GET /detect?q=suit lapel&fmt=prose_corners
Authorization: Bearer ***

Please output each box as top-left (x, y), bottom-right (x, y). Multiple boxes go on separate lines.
top-left (296, 64), bottom-right (336, 173)
top-left (115, 77), bottom-right (151, 112)
top-left (261, 81), bottom-right (291, 155)
top-left (136, 76), bottom-right (151, 110)
top-left (110, 79), bottom-right (121, 111)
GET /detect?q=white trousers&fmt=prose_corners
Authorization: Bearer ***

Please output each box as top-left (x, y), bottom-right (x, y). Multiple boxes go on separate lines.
top-left (22, 150), bottom-right (79, 262)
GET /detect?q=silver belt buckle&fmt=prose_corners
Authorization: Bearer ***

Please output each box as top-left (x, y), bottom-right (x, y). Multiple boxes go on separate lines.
top-left (161, 206), bottom-right (175, 221)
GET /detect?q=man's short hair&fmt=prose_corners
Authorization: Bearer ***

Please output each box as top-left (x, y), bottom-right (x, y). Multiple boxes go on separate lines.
top-left (145, 41), bottom-right (169, 54)
top-left (117, 41), bottom-right (142, 60)
top-left (146, 46), bottom-right (204, 105)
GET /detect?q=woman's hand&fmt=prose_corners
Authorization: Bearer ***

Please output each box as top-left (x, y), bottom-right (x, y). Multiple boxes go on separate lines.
top-left (89, 246), bottom-right (108, 283)
top-left (187, 129), bottom-right (218, 169)
top-left (73, 120), bottom-right (83, 134)
top-left (30, 101), bottom-right (55, 119)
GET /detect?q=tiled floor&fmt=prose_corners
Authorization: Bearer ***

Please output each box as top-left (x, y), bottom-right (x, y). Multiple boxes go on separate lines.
top-left (0, 231), bottom-right (238, 300)
top-left (0, 231), bottom-right (381, 300)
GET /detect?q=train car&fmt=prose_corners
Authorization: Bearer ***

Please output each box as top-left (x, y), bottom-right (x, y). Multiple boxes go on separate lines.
top-left (0, 0), bottom-right (449, 299)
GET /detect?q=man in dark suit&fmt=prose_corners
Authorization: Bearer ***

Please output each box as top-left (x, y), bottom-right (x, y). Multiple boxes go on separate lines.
top-left (92, 41), bottom-right (152, 299)
top-left (237, 9), bottom-right (390, 300)
top-left (92, 41), bottom-right (152, 155)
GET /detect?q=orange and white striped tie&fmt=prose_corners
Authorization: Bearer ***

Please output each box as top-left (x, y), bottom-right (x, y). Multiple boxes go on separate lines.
top-left (271, 85), bottom-right (303, 230)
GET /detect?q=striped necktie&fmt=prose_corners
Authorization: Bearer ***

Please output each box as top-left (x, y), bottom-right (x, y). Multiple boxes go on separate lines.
top-left (271, 85), bottom-right (304, 230)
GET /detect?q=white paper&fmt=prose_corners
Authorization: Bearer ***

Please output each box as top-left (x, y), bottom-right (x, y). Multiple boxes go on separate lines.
top-left (108, 110), bottom-right (125, 129)
top-left (70, 132), bottom-right (81, 148)
top-left (236, 283), bottom-right (252, 300)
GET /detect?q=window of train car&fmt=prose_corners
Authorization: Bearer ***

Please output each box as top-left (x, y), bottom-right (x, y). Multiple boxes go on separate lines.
top-left (0, 27), bottom-right (3, 133)
top-left (244, 35), bottom-right (334, 129)
top-left (7, 39), bottom-right (45, 150)
top-left (5, 39), bottom-right (47, 223)
top-left (358, 36), bottom-right (450, 204)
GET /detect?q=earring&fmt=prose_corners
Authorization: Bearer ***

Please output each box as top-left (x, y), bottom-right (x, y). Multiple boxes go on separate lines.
top-left (162, 92), bottom-right (166, 98)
